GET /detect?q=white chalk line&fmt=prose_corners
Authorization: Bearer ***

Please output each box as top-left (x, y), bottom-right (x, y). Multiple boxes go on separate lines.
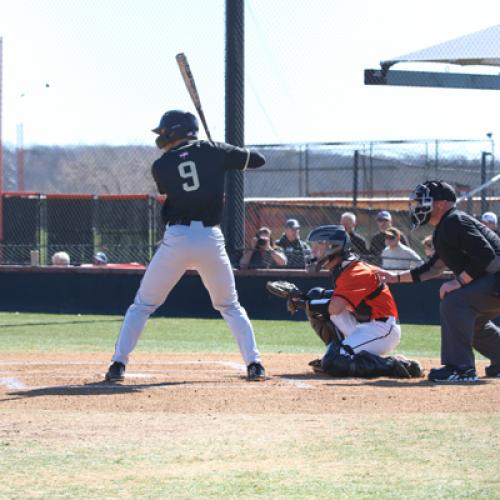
top-left (220, 361), bottom-right (246, 372)
top-left (0, 360), bottom-right (248, 367)
top-left (0, 369), bottom-right (240, 376)
top-left (0, 360), bottom-right (314, 392)
top-left (0, 377), bottom-right (27, 390)
top-left (281, 378), bottom-right (313, 390)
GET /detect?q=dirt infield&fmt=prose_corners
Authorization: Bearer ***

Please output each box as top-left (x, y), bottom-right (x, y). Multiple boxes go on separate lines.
top-left (1, 352), bottom-right (498, 414)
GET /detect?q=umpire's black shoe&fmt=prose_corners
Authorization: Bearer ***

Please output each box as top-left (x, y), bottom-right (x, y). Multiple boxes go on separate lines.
top-left (105, 361), bottom-right (126, 382)
top-left (428, 365), bottom-right (477, 384)
top-left (247, 362), bottom-right (266, 381)
top-left (485, 364), bottom-right (500, 378)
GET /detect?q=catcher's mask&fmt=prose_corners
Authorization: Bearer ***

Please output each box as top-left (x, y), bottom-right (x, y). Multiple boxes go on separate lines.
top-left (409, 180), bottom-right (456, 230)
top-left (152, 110), bottom-right (199, 148)
top-left (306, 225), bottom-right (351, 271)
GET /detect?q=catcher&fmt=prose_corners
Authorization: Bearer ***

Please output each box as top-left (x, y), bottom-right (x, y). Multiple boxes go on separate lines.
top-left (267, 224), bottom-right (423, 379)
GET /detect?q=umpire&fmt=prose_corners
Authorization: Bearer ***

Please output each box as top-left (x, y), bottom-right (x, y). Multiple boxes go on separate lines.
top-left (380, 180), bottom-right (500, 383)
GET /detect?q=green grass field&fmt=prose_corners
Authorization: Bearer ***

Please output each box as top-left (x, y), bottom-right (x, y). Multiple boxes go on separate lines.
top-left (0, 312), bottom-right (498, 499)
top-left (0, 311), bottom-right (442, 357)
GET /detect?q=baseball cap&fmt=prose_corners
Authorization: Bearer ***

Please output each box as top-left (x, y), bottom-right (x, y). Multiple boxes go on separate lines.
top-left (384, 227), bottom-right (400, 239)
top-left (376, 210), bottom-right (392, 221)
top-left (481, 211), bottom-right (498, 225)
top-left (285, 218), bottom-right (300, 229)
top-left (94, 252), bottom-right (109, 264)
top-left (424, 180), bottom-right (456, 201)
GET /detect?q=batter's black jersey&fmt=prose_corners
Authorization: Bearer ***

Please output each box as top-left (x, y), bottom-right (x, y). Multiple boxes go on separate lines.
top-left (411, 208), bottom-right (500, 280)
top-left (152, 140), bottom-right (265, 226)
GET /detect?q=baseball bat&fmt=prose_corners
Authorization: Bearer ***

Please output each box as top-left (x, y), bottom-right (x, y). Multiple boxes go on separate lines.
top-left (175, 53), bottom-right (213, 142)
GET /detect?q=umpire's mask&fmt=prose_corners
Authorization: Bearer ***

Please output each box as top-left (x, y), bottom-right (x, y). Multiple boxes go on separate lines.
top-left (409, 180), bottom-right (456, 230)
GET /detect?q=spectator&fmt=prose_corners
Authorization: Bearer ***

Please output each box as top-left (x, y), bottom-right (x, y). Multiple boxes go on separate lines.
top-left (51, 251), bottom-right (71, 266)
top-left (340, 211), bottom-right (368, 257)
top-left (481, 212), bottom-right (499, 235)
top-left (369, 210), bottom-right (410, 257)
top-left (81, 252), bottom-right (110, 268)
top-left (276, 219), bottom-right (311, 269)
top-left (422, 235), bottom-right (434, 258)
top-left (240, 226), bottom-right (287, 269)
top-left (381, 227), bottom-right (423, 270)
top-left (94, 252), bottom-right (109, 265)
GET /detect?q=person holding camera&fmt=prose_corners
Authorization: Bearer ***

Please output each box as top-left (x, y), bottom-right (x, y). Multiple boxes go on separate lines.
top-left (276, 219), bottom-right (311, 269)
top-left (240, 226), bottom-right (287, 269)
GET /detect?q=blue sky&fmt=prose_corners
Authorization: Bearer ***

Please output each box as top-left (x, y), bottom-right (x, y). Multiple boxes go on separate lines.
top-left (1, 0), bottom-right (500, 147)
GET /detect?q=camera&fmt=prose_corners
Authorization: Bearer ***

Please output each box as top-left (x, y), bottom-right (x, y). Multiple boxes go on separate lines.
top-left (256, 238), bottom-right (268, 247)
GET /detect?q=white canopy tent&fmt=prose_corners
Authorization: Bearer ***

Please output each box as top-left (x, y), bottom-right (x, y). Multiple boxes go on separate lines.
top-left (382, 24), bottom-right (500, 69)
top-left (365, 24), bottom-right (500, 90)
top-left (364, 25), bottom-right (500, 209)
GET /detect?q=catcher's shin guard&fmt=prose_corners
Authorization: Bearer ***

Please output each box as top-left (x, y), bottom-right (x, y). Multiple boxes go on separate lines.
top-left (321, 348), bottom-right (422, 378)
top-left (320, 343), bottom-right (352, 376)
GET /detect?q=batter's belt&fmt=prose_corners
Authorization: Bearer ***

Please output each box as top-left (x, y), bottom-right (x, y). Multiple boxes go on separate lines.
top-left (169, 218), bottom-right (218, 227)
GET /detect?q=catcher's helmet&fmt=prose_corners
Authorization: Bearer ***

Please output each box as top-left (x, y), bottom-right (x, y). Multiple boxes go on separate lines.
top-left (306, 225), bottom-right (351, 270)
top-left (152, 110), bottom-right (199, 142)
top-left (409, 180), bottom-right (456, 230)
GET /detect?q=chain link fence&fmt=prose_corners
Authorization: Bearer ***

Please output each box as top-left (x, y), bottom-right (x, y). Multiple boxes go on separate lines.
top-left (241, 138), bottom-right (498, 266)
top-left (0, 138), bottom-right (497, 268)
top-left (0, 193), bottom-right (164, 266)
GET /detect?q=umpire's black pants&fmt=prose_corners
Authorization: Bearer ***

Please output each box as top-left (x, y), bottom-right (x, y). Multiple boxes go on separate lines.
top-left (440, 273), bottom-right (500, 369)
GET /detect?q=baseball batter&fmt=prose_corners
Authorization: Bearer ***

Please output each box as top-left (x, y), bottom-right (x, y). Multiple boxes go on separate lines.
top-left (105, 110), bottom-right (266, 382)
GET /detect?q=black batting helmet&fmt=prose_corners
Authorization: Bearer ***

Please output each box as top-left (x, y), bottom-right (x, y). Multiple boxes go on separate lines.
top-left (152, 110), bottom-right (199, 145)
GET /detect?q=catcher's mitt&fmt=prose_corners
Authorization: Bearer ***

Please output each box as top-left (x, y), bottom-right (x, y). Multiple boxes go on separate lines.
top-left (266, 281), bottom-right (306, 315)
top-left (266, 281), bottom-right (303, 300)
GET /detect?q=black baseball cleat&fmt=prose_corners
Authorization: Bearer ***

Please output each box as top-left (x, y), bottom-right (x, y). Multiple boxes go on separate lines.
top-left (247, 362), bottom-right (266, 381)
top-left (308, 358), bottom-right (324, 374)
top-left (428, 365), bottom-right (477, 384)
top-left (105, 361), bottom-right (126, 382)
top-left (485, 364), bottom-right (500, 378)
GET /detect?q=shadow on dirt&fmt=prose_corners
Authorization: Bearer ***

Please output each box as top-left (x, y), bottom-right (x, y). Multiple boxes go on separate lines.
top-left (326, 379), bottom-right (491, 388)
top-left (1, 380), bottom-right (187, 400)
top-left (278, 373), bottom-right (491, 387)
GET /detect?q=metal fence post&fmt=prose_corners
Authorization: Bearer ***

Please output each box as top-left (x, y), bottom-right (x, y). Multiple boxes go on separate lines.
top-left (353, 150), bottom-right (359, 206)
top-left (39, 195), bottom-right (47, 265)
top-left (434, 140), bottom-right (439, 176)
top-left (224, 0), bottom-right (245, 263)
top-left (305, 144), bottom-right (310, 196)
top-left (481, 151), bottom-right (489, 213)
top-left (299, 144), bottom-right (305, 196)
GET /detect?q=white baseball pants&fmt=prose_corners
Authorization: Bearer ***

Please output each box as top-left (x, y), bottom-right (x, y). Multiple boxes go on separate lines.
top-left (111, 221), bottom-right (261, 366)
top-left (330, 310), bottom-right (401, 355)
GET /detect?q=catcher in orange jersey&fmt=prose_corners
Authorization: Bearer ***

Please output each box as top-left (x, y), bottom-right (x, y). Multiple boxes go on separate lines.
top-left (299, 225), bottom-right (421, 378)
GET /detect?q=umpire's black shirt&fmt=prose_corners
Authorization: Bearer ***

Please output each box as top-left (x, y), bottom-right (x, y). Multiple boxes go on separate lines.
top-left (411, 207), bottom-right (500, 281)
top-left (152, 140), bottom-right (265, 226)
